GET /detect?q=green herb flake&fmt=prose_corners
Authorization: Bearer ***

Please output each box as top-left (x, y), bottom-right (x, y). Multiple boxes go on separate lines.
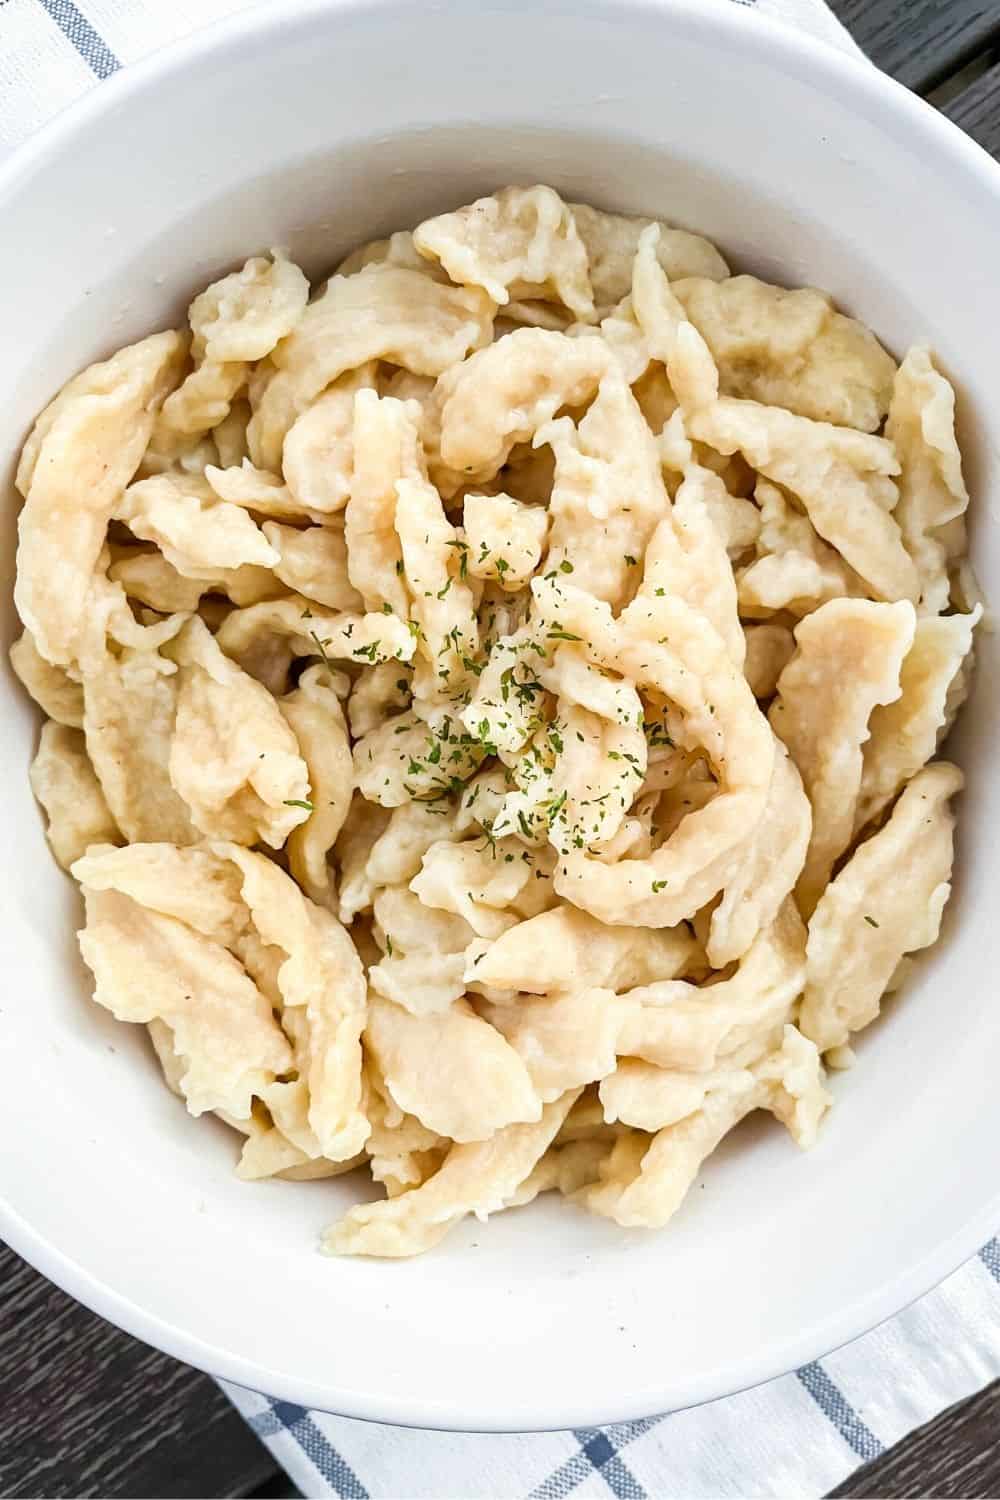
top-left (308, 631), bottom-right (337, 677)
top-left (545, 790), bottom-right (568, 826)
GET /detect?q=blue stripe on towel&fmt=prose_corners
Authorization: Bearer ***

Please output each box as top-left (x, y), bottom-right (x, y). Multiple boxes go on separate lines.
top-left (796, 1361), bottom-right (884, 1461)
top-left (35, 0), bottom-right (120, 78)
top-left (263, 1401), bottom-right (370, 1499)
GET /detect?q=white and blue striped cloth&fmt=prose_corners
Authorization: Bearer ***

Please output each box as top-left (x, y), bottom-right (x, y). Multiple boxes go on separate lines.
top-left (224, 1243), bottom-right (1000, 1496)
top-left (3, 1), bottom-right (999, 1495)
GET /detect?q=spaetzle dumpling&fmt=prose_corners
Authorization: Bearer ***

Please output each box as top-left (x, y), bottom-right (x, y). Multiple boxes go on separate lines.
top-left (639, 446), bottom-right (745, 667)
top-left (743, 623), bottom-right (796, 700)
top-left (426, 327), bottom-right (610, 494)
top-left (352, 709), bottom-right (487, 808)
top-left (672, 274), bottom-right (896, 431)
top-left (336, 229), bottom-right (452, 281)
top-left (77, 885), bottom-right (293, 1119)
top-left (410, 838), bottom-right (529, 939)
top-left (204, 459), bottom-right (314, 522)
top-left (580, 1025), bottom-right (828, 1228)
top-left (692, 398), bottom-right (917, 605)
top-left (800, 762), bottom-right (963, 1052)
top-left (216, 593), bottom-right (414, 695)
top-left (188, 252), bottom-right (310, 364)
top-left (157, 253), bottom-right (308, 440)
top-left (396, 469), bottom-right (479, 706)
top-left (82, 625), bottom-right (199, 847)
top-left (118, 472), bottom-right (279, 576)
top-left (707, 739), bottom-right (811, 966)
top-left (219, 844), bottom-right (370, 1160)
top-left (463, 493), bottom-right (548, 590)
top-left (599, 1055), bottom-right (730, 1133)
top-left (464, 903), bottom-right (696, 995)
top-left (569, 201), bottom-right (729, 311)
top-left (323, 1092), bottom-right (579, 1257)
top-left (10, 632), bottom-right (84, 727)
top-left (855, 610), bottom-right (979, 834)
top-left (348, 663), bottom-right (413, 739)
top-left (366, 995), bottom-right (541, 1142)
top-left (482, 988), bottom-right (625, 1101)
top-left (30, 724), bottom-right (120, 869)
top-left (370, 886), bottom-right (476, 1014)
top-left (261, 521), bottom-right (362, 612)
top-left (363, 1063), bottom-right (448, 1197)
top-left (618, 901), bottom-right (806, 1073)
top-left (282, 364), bottom-right (377, 516)
top-left (887, 344), bottom-right (970, 615)
top-left (248, 264), bottom-right (495, 469)
top-left (70, 842), bottom-right (248, 942)
top-left (414, 186), bottom-right (594, 317)
top-left (212, 399), bottom-right (251, 469)
top-left (15, 332), bottom-right (186, 667)
top-left (737, 479), bottom-right (863, 619)
top-left (167, 617), bottom-right (311, 849)
top-left (346, 389), bottom-right (418, 616)
top-left (544, 369), bottom-right (670, 609)
top-left (279, 664), bottom-right (354, 907)
top-left (769, 598), bottom-right (916, 911)
top-left (109, 545), bottom-right (282, 611)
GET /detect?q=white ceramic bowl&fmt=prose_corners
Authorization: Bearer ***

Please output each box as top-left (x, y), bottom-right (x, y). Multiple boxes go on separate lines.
top-left (2, 0), bottom-right (999, 1433)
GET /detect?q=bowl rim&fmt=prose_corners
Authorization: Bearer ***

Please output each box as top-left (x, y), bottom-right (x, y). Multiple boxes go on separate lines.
top-left (2, 0), bottom-right (1000, 1432)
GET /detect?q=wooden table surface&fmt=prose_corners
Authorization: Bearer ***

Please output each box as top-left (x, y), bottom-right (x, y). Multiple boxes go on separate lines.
top-left (3, 3), bottom-right (1000, 1496)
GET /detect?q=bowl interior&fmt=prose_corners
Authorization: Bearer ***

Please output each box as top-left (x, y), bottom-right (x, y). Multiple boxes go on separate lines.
top-left (1, 0), bottom-right (998, 1429)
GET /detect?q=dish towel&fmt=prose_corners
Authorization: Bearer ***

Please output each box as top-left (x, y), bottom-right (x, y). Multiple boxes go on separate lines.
top-left (3, 1), bottom-right (998, 1495)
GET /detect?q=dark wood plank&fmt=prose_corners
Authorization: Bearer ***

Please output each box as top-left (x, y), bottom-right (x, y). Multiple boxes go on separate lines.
top-left (826, 0), bottom-right (1000, 93)
top-left (0, 1244), bottom-right (280, 1499)
top-left (248, 1477), bottom-right (301, 1499)
top-left (944, 58), bottom-right (1000, 156)
top-left (830, 1380), bottom-right (1000, 1498)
